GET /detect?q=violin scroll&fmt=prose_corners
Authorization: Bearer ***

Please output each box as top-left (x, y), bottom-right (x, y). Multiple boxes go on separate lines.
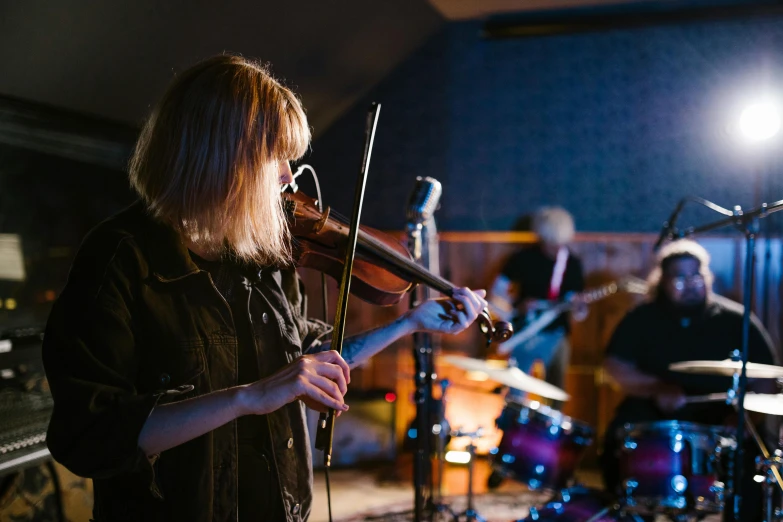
top-left (477, 311), bottom-right (513, 343)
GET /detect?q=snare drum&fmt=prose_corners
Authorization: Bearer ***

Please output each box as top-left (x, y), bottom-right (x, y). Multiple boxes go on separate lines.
top-left (491, 399), bottom-right (593, 491)
top-left (617, 420), bottom-right (726, 514)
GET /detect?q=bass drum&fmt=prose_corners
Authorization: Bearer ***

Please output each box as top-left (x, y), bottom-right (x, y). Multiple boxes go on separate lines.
top-left (517, 487), bottom-right (640, 521)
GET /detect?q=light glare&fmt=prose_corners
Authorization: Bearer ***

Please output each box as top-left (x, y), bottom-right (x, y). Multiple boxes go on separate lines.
top-left (739, 103), bottom-right (781, 141)
top-left (445, 451), bottom-right (471, 464)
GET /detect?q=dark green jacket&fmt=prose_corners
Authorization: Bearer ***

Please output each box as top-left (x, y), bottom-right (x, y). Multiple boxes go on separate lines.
top-left (43, 202), bottom-right (329, 522)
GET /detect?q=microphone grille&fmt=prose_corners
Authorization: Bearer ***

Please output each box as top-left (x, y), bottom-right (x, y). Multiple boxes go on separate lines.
top-left (406, 177), bottom-right (442, 223)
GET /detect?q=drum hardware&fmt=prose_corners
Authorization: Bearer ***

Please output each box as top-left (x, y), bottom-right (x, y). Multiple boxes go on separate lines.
top-left (741, 410), bottom-right (783, 522)
top-left (671, 358), bottom-right (783, 521)
top-left (518, 486), bottom-right (644, 521)
top-left (450, 427), bottom-right (487, 522)
top-left (756, 452), bottom-right (783, 522)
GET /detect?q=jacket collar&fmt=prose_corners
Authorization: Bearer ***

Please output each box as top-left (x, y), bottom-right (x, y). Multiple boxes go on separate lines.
top-left (121, 201), bottom-right (202, 283)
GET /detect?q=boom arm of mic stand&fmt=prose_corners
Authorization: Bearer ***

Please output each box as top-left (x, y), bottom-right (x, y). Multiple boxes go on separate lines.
top-left (313, 102), bottom-right (381, 467)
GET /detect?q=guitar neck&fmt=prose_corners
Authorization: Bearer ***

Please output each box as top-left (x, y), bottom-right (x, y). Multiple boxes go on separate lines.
top-left (578, 281), bottom-right (619, 305)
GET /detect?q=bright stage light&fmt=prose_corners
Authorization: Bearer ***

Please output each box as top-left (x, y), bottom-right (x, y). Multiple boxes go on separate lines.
top-left (445, 450), bottom-right (471, 464)
top-left (739, 102), bottom-right (781, 142)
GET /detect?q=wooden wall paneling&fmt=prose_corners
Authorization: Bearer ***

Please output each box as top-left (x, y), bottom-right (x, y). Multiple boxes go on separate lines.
top-left (562, 366), bottom-right (601, 466)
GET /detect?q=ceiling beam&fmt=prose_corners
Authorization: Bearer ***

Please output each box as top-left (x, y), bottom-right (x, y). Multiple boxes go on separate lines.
top-left (483, 0), bottom-right (783, 38)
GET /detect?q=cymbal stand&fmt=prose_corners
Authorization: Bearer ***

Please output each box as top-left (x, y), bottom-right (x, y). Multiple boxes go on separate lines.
top-left (451, 427), bottom-right (486, 522)
top-left (756, 451), bottom-right (783, 522)
top-left (744, 411), bottom-right (783, 522)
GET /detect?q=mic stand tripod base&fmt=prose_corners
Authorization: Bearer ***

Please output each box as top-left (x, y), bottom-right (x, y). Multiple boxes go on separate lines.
top-left (452, 429), bottom-right (487, 522)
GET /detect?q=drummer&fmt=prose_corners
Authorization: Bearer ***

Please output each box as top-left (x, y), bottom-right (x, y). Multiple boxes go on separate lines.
top-left (601, 239), bottom-right (780, 521)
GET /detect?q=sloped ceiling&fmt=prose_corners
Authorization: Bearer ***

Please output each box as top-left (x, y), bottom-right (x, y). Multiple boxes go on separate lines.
top-left (0, 0), bottom-right (444, 136)
top-left (427, 0), bottom-right (643, 19)
top-left (0, 0), bottom-right (661, 138)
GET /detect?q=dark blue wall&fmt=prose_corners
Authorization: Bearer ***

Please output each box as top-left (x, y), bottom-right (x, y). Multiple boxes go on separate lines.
top-left (308, 17), bottom-right (783, 233)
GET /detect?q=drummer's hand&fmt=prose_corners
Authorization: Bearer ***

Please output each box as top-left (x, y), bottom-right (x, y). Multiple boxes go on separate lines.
top-left (405, 288), bottom-right (487, 335)
top-left (654, 384), bottom-right (686, 413)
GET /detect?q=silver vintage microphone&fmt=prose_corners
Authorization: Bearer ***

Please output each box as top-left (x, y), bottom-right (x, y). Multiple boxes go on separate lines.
top-left (406, 177), bottom-right (442, 282)
top-left (406, 176), bottom-right (442, 225)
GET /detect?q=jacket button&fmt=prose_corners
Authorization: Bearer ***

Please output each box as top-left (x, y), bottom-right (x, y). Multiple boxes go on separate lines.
top-left (262, 312), bottom-right (269, 324)
top-left (159, 373), bottom-right (171, 387)
top-left (287, 437), bottom-right (294, 449)
top-left (291, 503), bottom-right (300, 515)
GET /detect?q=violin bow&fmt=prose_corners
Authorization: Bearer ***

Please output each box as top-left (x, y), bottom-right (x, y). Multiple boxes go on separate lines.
top-left (314, 102), bottom-right (381, 467)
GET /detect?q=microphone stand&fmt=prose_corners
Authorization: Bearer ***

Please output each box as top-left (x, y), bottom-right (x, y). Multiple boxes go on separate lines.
top-left (665, 197), bottom-right (783, 522)
top-left (408, 217), bottom-right (438, 522)
top-left (314, 102), bottom-right (381, 466)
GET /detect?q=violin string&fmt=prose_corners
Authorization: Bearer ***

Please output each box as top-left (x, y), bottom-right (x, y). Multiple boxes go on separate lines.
top-left (358, 229), bottom-right (454, 295)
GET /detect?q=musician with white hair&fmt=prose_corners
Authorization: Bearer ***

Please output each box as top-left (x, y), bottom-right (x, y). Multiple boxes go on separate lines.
top-left (488, 206), bottom-right (587, 391)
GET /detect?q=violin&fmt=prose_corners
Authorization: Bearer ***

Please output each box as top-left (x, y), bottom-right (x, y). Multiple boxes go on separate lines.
top-left (283, 190), bottom-right (513, 343)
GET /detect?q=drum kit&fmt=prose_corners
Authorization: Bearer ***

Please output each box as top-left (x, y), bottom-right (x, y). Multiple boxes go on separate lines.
top-left (438, 355), bottom-right (783, 522)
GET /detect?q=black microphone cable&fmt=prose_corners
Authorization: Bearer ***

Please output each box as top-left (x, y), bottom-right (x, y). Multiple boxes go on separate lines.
top-left (283, 163), bottom-right (334, 522)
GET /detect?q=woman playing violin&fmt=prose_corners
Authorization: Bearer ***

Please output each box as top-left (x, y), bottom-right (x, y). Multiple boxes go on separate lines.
top-left (42, 54), bottom-right (487, 522)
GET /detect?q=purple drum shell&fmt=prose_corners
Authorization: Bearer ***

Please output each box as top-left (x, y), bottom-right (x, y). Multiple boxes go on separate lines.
top-left (618, 420), bottom-right (723, 512)
top-left (493, 401), bottom-right (593, 490)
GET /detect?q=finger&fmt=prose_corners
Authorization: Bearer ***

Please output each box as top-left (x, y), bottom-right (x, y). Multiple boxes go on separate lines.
top-left (302, 397), bottom-right (329, 413)
top-left (310, 362), bottom-right (349, 396)
top-left (456, 287), bottom-right (488, 310)
top-left (302, 398), bottom-right (346, 416)
top-left (451, 289), bottom-right (482, 322)
top-left (462, 287), bottom-right (488, 313)
top-left (313, 350), bottom-right (351, 385)
top-left (302, 375), bottom-right (349, 411)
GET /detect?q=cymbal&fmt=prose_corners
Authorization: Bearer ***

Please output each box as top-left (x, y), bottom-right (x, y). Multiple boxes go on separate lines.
top-left (744, 393), bottom-right (783, 416)
top-left (440, 355), bottom-right (507, 374)
top-left (669, 359), bottom-right (783, 379)
top-left (442, 355), bottom-right (570, 401)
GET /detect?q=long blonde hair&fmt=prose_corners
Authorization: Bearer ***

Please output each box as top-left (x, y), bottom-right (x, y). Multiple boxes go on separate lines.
top-left (129, 54), bottom-right (311, 266)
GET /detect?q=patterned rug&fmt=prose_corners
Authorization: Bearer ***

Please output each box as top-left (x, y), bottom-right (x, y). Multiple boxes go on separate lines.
top-left (335, 490), bottom-right (549, 521)
top-left (334, 490), bottom-right (725, 522)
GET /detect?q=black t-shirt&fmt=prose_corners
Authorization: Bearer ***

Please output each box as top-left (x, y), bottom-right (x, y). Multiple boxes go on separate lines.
top-left (501, 244), bottom-right (585, 332)
top-left (606, 294), bottom-right (779, 426)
